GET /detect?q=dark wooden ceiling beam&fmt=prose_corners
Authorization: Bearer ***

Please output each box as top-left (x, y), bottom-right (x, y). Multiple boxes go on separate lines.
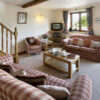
top-left (22, 0), bottom-right (48, 8)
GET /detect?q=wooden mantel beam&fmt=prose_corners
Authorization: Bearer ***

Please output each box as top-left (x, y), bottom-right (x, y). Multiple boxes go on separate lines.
top-left (22, 0), bottom-right (48, 8)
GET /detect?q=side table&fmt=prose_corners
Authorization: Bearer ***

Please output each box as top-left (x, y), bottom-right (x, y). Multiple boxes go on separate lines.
top-left (42, 41), bottom-right (53, 51)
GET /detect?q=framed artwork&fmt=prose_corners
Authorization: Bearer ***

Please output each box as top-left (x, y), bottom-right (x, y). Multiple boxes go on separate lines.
top-left (17, 12), bottom-right (27, 24)
top-left (95, 17), bottom-right (100, 24)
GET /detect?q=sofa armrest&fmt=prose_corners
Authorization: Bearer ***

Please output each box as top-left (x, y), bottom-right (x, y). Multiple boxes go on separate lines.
top-left (35, 39), bottom-right (41, 45)
top-left (69, 75), bottom-right (92, 100)
top-left (62, 38), bottom-right (70, 46)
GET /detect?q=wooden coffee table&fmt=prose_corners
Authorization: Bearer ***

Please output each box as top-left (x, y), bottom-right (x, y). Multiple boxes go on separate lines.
top-left (43, 51), bottom-right (80, 78)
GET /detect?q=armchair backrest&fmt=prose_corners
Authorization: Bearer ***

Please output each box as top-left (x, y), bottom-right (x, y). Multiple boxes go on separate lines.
top-left (26, 37), bottom-right (36, 45)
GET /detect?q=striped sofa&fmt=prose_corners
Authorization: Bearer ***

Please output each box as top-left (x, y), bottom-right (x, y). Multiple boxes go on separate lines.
top-left (0, 55), bottom-right (92, 100)
top-left (62, 34), bottom-right (100, 62)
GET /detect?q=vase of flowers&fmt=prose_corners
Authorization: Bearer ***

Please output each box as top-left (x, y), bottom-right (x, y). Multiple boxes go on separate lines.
top-left (43, 34), bottom-right (48, 39)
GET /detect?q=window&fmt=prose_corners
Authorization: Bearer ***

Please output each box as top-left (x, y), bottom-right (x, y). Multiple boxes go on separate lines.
top-left (70, 12), bottom-right (88, 31)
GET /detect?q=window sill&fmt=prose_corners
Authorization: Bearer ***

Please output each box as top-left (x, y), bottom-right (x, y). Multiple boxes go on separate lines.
top-left (68, 31), bottom-right (88, 35)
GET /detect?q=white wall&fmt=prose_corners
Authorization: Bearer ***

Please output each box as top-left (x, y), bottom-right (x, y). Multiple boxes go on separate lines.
top-left (0, 2), bottom-right (53, 53)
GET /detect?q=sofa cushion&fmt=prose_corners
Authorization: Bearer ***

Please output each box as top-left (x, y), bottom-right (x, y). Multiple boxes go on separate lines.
top-left (11, 69), bottom-right (27, 76)
top-left (66, 45), bottom-right (80, 51)
top-left (37, 85), bottom-right (70, 100)
top-left (0, 55), bottom-right (14, 65)
top-left (0, 64), bottom-right (12, 73)
top-left (80, 47), bottom-right (97, 53)
top-left (84, 39), bottom-right (91, 47)
top-left (69, 39), bottom-right (73, 45)
top-left (90, 40), bottom-right (100, 48)
top-left (16, 75), bottom-right (47, 86)
top-left (77, 38), bottom-right (84, 46)
top-left (30, 45), bottom-right (40, 50)
top-left (73, 38), bottom-right (78, 45)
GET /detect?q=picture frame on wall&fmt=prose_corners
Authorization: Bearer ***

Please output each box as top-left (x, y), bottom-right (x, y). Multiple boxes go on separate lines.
top-left (95, 17), bottom-right (100, 24)
top-left (17, 12), bottom-right (27, 24)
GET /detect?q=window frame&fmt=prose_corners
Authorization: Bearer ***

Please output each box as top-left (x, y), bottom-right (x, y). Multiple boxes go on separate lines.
top-left (70, 11), bottom-right (88, 32)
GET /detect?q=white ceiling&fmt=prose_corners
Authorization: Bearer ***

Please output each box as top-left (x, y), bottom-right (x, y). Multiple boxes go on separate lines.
top-left (2, 0), bottom-right (100, 9)
top-left (3, 0), bottom-right (33, 5)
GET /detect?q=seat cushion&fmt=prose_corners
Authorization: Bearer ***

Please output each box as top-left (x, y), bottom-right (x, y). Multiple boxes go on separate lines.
top-left (30, 45), bottom-right (40, 50)
top-left (90, 40), bottom-right (100, 48)
top-left (80, 47), bottom-right (97, 53)
top-left (66, 45), bottom-right (80, 51)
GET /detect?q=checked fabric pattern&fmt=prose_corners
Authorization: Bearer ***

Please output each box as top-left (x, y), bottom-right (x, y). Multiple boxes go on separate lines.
top-left (9, 65), bottom-right (72, 91)
top-left (0, 69), bottom-right (54, 100)
top-left (0, 54), bottom-right (14, 64)
top-left (69, 75), bottom-right (92, 100)
top-left (62, 35), bottom-right (100, 62)
top-left (0, 55), bottom-right (92, 100)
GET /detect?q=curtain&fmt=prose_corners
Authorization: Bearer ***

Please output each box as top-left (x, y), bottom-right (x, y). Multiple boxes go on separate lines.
top-left (86, 7), bottom-right (94, 35)
top-left (63, 11), bottom-right (68, 33)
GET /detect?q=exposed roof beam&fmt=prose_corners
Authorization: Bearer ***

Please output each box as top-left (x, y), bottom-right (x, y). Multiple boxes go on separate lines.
top-left (22, 0), bottom-right (48, 8)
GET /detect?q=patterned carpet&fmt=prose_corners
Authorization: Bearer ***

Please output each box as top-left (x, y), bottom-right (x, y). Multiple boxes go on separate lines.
top-left (19, 53), bottom-right (100, 100)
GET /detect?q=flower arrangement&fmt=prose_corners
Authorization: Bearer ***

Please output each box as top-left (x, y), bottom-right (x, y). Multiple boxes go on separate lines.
top-left (43, 34), bottom-right (48, 39)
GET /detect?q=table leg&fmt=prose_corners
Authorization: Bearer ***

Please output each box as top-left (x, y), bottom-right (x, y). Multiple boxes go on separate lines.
top-left (68, 63), bottom-right (72, 79)
top-left (45, 44), bottom-right (47, 51)
top-left (76, 57), bottom-right (80, 71)
top-left (51, 43), bottom-right (53, 48)
top-left (43, 53), bottom-right (46, 65)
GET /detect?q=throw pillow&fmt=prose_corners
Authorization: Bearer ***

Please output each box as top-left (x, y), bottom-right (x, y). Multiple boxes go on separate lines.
top-left (16, 75), bottom-right (47, 86)
top-left (0, 55), bottom-right (14, 65)
top-left (37, 85), bottom-right (70, 100)
top-left (11, 69), bottom-right (27, 76)
top-left (0, 65), bottom-right (12, 73)
top-left (90, 40), bottom-right (100, 48)
top-left (73, 38), bottom-right (78, 45)
top-left (69, 39), bottom-right (73, 45)
top-left (77, 38), bottom-right (84, 46)
top-left (27, 37), bottom-right (35, 45)
top-left (84, 39), bottom-right (91, 47)
top-left (29, 38), bottom-right (35, 44)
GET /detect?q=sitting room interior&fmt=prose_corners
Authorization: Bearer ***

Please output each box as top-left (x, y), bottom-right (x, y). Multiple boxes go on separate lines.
top-left (0, 0), bottom-right (100, 100)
